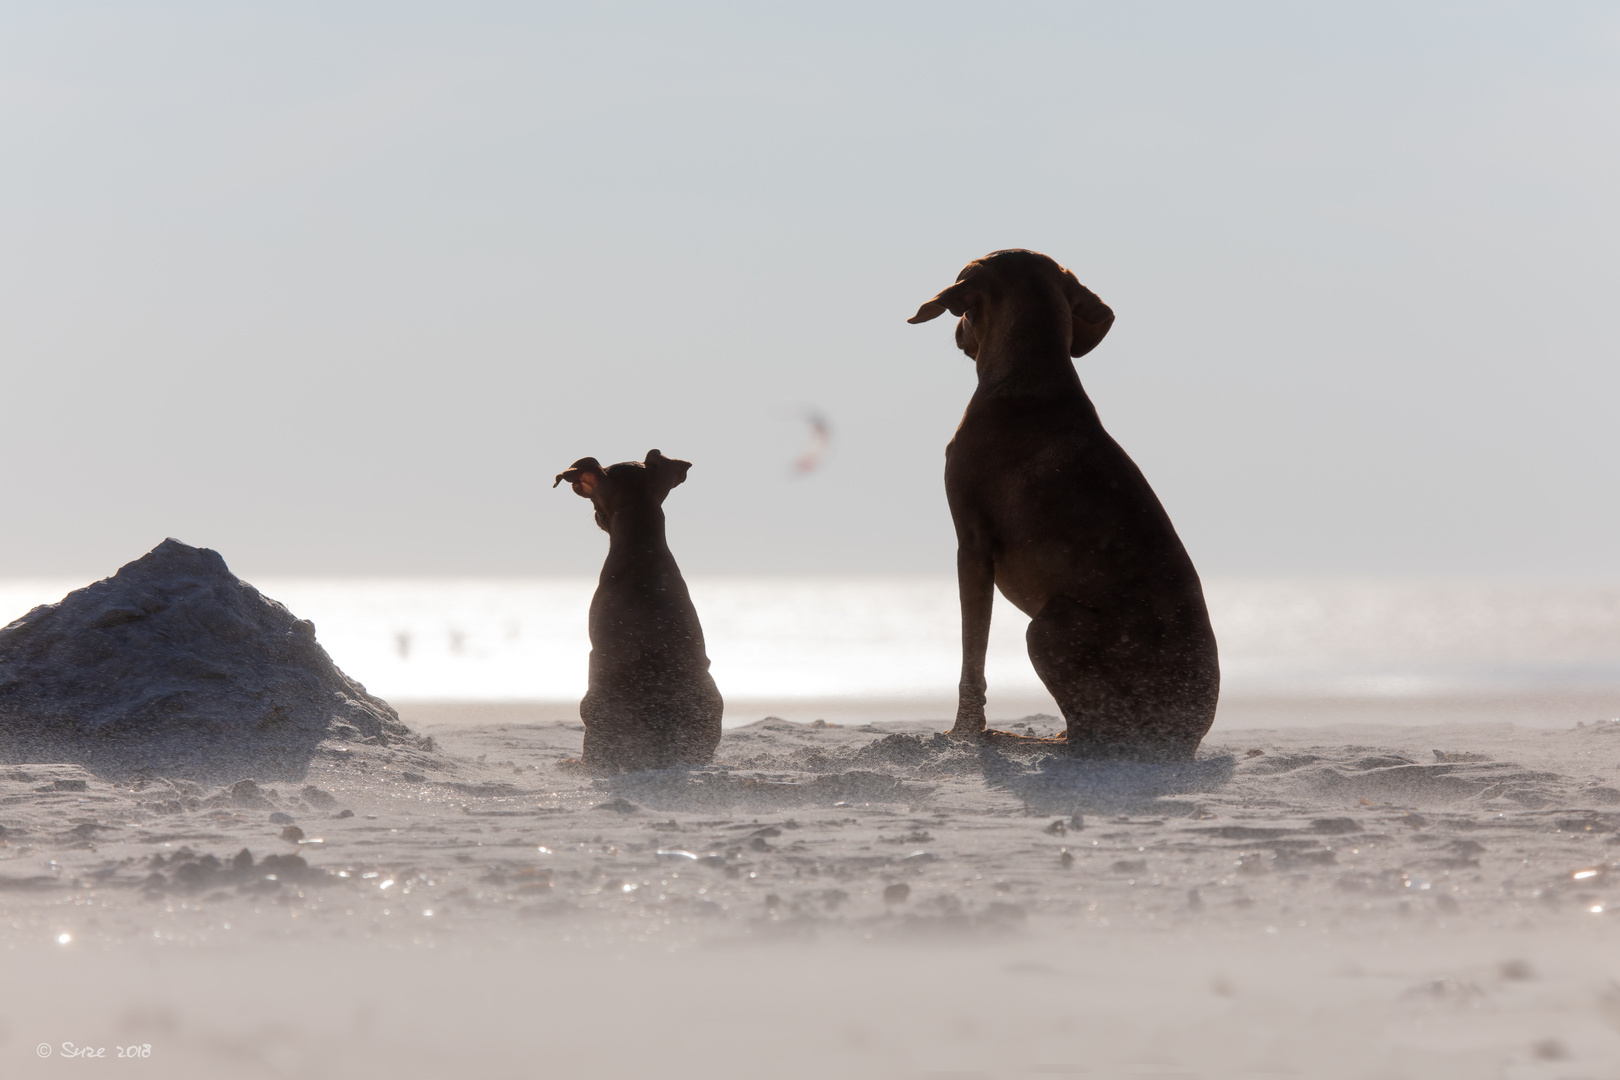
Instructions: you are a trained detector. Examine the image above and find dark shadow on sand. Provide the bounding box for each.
[995,753,1237,815]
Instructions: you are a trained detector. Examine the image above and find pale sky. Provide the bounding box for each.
[2,3,1617,580]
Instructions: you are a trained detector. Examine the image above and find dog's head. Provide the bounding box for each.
[554,449,692,533]
[907,249,1114,361]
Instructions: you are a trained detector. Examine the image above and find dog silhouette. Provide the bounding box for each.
[910,249,1218,761]
[555,450,723,771]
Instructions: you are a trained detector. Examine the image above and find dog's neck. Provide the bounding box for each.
[600,504,678,580]
[972,300,1085,397]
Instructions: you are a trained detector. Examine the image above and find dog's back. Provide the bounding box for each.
[555,451,723,771]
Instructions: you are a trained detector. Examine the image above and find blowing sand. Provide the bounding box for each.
[5,703,1620,1077]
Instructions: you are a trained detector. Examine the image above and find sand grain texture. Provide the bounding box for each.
[5,712,1620,1075]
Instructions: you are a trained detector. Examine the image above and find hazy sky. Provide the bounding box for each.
[2,3,1617,580]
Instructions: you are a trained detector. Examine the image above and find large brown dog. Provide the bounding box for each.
[554,450,723,772]
[909,250,1218,761]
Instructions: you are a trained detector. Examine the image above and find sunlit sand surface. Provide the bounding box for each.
[6,705,1620,1076]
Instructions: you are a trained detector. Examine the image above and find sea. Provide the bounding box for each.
[3,577,1618,721]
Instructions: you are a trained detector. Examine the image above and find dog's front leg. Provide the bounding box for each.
[952,546,994,736]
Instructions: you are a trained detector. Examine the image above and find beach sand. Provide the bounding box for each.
[5,698,1620,1077]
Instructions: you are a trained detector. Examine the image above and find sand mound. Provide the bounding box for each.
[0,538,423,779]
[704,720,1235,814]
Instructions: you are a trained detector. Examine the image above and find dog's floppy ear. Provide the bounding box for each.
[643,449,691,500]
[1063,270,1115,358]
[907,279,977,324]
[554,457,606,498]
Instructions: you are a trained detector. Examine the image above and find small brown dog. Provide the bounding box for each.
[909,249,1219,761]
[554,450,723,771]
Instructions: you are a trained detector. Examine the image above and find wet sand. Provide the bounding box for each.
[5,702,1620,1077]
